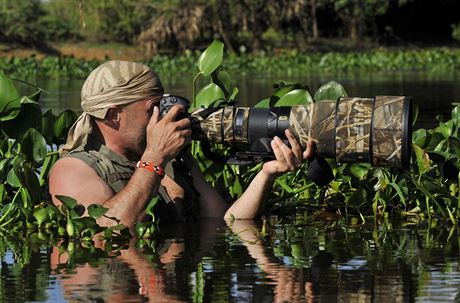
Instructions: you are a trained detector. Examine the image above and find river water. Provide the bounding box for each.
[1,219,459,302]
[36,70,460,129]
[2,71,460,302]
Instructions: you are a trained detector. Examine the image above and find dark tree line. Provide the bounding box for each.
[1,0,459,54]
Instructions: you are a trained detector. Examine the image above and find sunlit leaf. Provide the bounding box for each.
[197,40,224,76]
[56,195,77,209]
[254,98,270,108]
[314,81,347,101]
[270,84,301,106]
[33,207,50,227]
[0,71,21,121]
[275,89,313,106]
[88,204,109,219]
[196,83,225,108]
[413,145,431,175]
[229,87,239,101]
[349,163,370,180]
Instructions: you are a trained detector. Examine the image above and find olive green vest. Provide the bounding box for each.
[64,137,199,222]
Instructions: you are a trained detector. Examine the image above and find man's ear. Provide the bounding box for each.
[103,106,123,130]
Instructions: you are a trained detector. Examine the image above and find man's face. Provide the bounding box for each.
[118,94,162,158]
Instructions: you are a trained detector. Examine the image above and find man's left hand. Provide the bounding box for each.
[262,129,314,178]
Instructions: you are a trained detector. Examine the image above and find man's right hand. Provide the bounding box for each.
[143,105,192,166]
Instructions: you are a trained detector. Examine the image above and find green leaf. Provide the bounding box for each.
[217,70,232,94]
[41,109,55,143]
[196,83,225,108]
[18,166,41,204]
[413,145,431,175]
[53,110,77,142]
[229,87,239,101]
[21,128,47,164]
[7,166,21,188]
[314,81,347,101]
[270,84,301,106]
[254,98,270,108]
[1,97,42,139]
[349,163,370,180]
[146,196,159,218]
[197,40,224,76]
[39,152,58,186]
[56,195,77,209]
[0,71,21,121]
[434,120,454,139]
[87,204,109,219]
[0,184,5,203]
[33,207,50,227]
[274,89,313,106]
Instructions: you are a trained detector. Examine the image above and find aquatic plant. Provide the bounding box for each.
[0,40,459,248]
[1,47,460,79]
[0,71,131,244]
[192,40,460,224]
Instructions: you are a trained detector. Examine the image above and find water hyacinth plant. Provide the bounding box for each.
[0,39,459,248]
[0,70,130,244]
[192,40,460,224]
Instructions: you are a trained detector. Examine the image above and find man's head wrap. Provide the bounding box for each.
[60,60,164,155]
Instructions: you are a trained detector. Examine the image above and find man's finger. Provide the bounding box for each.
[165,105,186,121]
[148,106,160,125]
[174,117,191,130]
[303,139,314,160]
[285,129,302,161]
[275,136,298,168]
[271,137,286,163]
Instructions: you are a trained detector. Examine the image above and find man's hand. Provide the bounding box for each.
[143,105,192,165]
[262,129,314,178]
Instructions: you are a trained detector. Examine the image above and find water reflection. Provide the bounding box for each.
[1,218,460,302]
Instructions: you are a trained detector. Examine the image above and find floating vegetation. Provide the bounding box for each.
[1,47,460,79]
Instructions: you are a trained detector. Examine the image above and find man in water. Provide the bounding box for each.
[49,60,313,228]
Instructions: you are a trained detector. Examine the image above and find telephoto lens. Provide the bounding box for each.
[190,96,412,169]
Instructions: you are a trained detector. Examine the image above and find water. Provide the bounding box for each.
[35,70,460,129]
[1,219,459,302]
[3,71,460,302]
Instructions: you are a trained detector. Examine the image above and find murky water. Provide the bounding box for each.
[1,218,459,302]
[34,71,460,129]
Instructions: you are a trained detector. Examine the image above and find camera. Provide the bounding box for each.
[160,94,190,118]
[160,94,412,186]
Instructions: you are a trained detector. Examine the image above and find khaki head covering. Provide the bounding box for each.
[60,60,163,155]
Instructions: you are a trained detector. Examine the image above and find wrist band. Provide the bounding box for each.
[136,161,165,178]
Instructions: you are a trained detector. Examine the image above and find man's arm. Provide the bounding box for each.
[49,157,163,227]
[189,130,313,219]
[224,132,313,219]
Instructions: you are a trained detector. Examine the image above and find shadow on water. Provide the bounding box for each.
[1,217,460,302]
[30,70,460,130]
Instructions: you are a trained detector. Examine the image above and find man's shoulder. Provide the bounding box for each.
[49,156,114,206]
[50,157,100,181]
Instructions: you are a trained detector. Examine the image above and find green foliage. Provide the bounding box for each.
[453,23,460,42]
[0,0,47,47]
[192,39,460,224]
[0,72,131,243]
[2,48,460,80]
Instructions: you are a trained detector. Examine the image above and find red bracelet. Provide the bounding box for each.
[136,161,165,178]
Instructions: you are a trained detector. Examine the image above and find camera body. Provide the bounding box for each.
[159,94,190,119]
